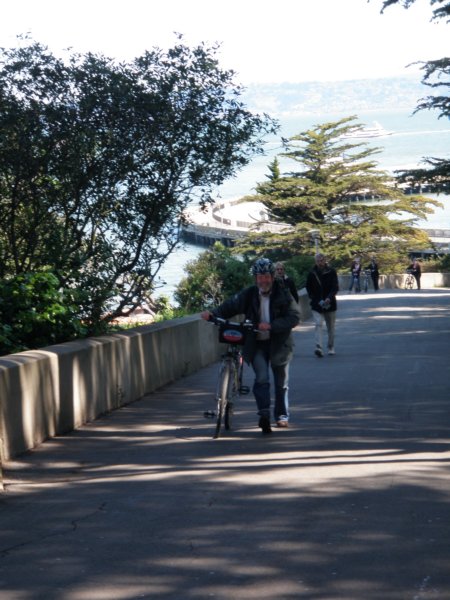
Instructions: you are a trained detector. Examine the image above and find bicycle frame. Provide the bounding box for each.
[206,316,252,438]
[214,348,242,438]
[405,270,415,290]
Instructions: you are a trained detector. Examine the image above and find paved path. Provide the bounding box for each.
[1,290,450,600]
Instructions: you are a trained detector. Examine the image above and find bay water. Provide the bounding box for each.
[159,108,450,301]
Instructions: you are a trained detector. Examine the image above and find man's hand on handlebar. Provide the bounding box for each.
[200,310,212,321]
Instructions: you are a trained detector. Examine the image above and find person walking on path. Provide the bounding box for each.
[306,253,339,357]
[274,261,299,303]
[348,257,361,293]
[201,257,300,433]
[408,258,422,289]
[366,256,380,291]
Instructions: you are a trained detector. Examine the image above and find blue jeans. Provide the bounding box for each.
[251,341,290,422]
[349,275,360,292]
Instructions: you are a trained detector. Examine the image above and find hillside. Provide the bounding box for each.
[242,77,429,116]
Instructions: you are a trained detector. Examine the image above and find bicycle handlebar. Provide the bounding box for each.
[207,314,256,331]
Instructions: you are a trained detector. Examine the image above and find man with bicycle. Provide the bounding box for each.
[407,258,422,289]
[201,258,300,434]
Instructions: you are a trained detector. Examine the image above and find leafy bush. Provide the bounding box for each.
[283,255,315,289]
[174,242,318,312]
[0,271,86,355]
[152,295,189,322]
[438,254,450,271]
[174,243,252,312]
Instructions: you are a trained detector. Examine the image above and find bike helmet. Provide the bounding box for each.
[251,257,275,276]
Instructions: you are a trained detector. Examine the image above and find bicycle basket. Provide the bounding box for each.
[219,326,246,345]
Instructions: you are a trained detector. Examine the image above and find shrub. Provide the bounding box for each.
[174,243,252,312]
[0,271,86,355]
[283,255,315,289]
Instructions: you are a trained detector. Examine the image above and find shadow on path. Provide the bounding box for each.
[1,290,449,600]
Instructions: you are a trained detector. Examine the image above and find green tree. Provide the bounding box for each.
[380,0,449,21]
[379,1,450,192]
[0,271,86,355]
[266,157,281,181]
[174,243,252,312]
[0,37,277,335]
[236,116,441,270]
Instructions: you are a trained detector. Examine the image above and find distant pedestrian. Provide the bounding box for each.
[408,258,422,289]
[348,257,361,293]
[274,262,299,303]
[306,253,339,357]
[365,256,380,291]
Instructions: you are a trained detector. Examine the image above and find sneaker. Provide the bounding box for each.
[328,347,335,355]
[258,416,272,434]
[314,345,324,358]
[276,420,289,428]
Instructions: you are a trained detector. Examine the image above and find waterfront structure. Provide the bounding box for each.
[182,199,450,253]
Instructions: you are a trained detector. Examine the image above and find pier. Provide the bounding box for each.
[183,199,450,251]
[182,198,289,246]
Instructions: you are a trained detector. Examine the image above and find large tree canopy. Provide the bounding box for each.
[236,116,441,269]
[380,0,450,21]
[378,0,450,192]
[0,37,277,331]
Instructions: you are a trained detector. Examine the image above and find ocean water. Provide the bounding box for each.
[159,108,450,300]
[217,109,450,199]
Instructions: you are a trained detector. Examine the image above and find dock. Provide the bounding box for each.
[183,198,450,251]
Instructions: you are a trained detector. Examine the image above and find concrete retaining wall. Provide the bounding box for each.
[0,316,222,461]
[338,272,450,290]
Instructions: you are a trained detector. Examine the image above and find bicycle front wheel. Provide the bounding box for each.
[214,363,232,438]
[405,275,414,290]
[225,361,239,431]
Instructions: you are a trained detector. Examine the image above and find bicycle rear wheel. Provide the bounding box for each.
[214,363,231,438]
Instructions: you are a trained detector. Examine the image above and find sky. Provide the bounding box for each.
[0,0,448,85]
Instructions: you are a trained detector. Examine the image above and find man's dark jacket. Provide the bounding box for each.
[211,280,300,366]
[306,265,339,313]
[278,275,299,303]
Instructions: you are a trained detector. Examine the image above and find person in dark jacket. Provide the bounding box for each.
[201,258,300,433]
[274,261,299,303]
[366,256,380,291]
[408,258,422,289]
[306,253,339,357]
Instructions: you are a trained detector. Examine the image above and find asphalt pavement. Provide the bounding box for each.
[1,289,450,600]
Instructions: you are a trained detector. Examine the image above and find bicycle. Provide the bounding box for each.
[405,269,415,290]
[204,315,253,438]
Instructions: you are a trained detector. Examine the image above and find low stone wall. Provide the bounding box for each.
[0,316,222,461]
[338,272,450,290]
[298,288,312,321]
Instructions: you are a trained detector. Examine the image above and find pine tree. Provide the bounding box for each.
[237,116,441,269]
[380,0,450,192]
